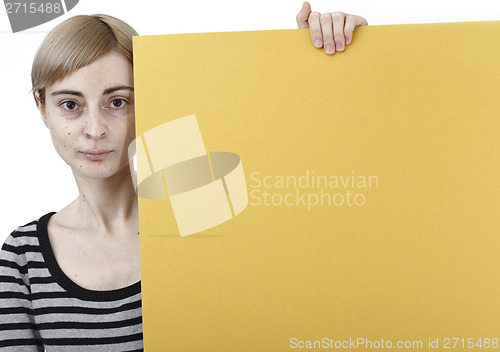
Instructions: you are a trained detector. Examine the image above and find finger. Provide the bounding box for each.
[332,11,346,52]
[320,13,335,55]
[344,15,368,45]
[296,1,312,29]
[308,11,323,48]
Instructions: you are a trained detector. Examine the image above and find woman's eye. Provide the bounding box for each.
[110,99,127,108]
[61,101,78,110]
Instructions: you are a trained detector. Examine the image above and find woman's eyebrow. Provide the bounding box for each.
[103,85,134,95]
[50,89,82,97]
[49,86,134,97]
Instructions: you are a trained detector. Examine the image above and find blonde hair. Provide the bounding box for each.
[31,14,138,106]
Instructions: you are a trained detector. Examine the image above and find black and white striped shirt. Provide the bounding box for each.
[0,213,143,351]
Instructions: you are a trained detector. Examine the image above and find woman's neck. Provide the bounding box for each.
[71,167,138,234]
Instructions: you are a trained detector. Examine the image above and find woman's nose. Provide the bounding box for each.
[83,108,108,139]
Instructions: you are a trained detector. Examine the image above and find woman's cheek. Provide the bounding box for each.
[128,121,135,142]
[49,124,76,155]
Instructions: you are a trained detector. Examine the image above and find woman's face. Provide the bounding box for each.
[39,51,135,180]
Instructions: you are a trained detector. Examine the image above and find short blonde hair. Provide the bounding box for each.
[31,14,138,106]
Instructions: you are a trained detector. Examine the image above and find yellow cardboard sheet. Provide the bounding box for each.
[133,22,500,351]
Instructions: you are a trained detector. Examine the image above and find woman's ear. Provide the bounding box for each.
[35,92,48,127]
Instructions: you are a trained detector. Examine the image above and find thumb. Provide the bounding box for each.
[296,1,312,28]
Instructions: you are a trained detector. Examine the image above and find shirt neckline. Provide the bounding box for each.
[37,212,142,301]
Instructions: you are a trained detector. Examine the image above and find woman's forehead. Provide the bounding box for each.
[47,52,133,94]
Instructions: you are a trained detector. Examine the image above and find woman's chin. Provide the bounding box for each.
[71,163,124,180]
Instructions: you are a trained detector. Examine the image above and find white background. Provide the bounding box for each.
[0,0,499,242]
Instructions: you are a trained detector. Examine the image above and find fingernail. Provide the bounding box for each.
[345,37,351,45]
[336,42,344,51]
[314,39,323,48]
[325,45,334,54]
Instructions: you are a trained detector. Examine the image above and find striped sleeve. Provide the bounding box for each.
[0,227,44,352]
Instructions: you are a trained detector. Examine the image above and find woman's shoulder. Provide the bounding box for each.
[10,212,55,234]
[0,213,54,280]
[3,212,55,251]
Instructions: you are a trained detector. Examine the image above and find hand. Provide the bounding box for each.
[296,1,368,55]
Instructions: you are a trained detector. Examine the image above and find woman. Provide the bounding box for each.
[0,3,367,351]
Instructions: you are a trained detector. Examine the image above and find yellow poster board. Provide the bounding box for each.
[133,22,500,351]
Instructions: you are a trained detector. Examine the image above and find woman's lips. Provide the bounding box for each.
[80,150,112,161]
